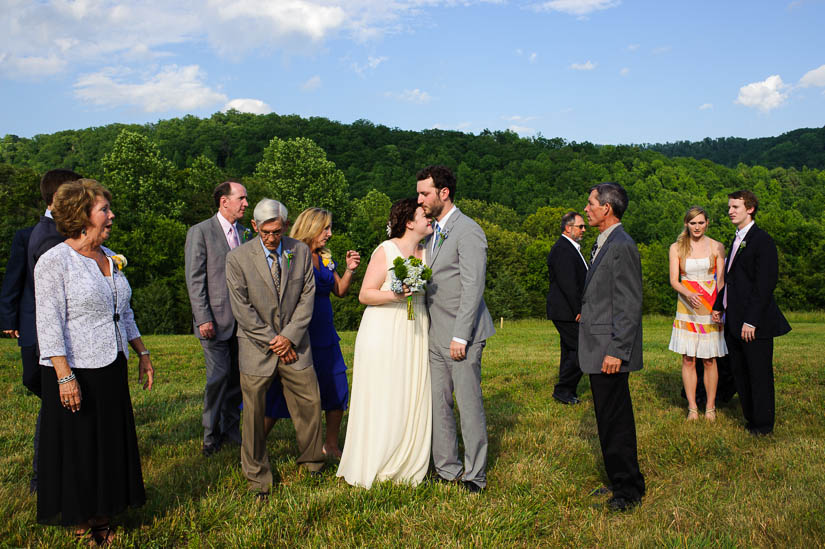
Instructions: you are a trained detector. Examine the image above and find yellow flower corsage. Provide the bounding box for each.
[111,254,128,271]
[322,257,335,271]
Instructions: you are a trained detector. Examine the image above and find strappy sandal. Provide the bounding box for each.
[92,523,116,546]
[705,408,717,422]
[686,407,699,421]
[72,527,96,547]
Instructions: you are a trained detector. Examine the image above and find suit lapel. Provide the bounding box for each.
[252,238,279,300]
[278,237,294,301]
[209,216,231,254]
[727,224,756,274]
[584,226,622,289]
[430,209,460,267]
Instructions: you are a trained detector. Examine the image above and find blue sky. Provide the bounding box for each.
[2,0,824,144]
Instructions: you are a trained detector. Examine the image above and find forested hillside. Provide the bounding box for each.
[646,126,825,170]
[2,112,824,333]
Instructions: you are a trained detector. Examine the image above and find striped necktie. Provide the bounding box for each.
[269,252,281,291]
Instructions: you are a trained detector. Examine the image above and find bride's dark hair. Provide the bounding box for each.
[388,198,420,239]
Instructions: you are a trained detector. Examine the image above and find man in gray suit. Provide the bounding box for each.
[417,165,495,493]
[579,182,645,512]
[185,181,248,457]
[225,198,323,497]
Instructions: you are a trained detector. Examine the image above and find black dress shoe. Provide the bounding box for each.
[552,394,581,405]
[254,491,269,501]
[589,485,611,496]
[202,442,221,457]
[461,481,483,494]
[606,496,640,512]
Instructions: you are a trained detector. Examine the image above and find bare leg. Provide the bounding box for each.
[703,357,719,420]
[323,409,344,458]
[264,416,277,437]
[682,355,699,419]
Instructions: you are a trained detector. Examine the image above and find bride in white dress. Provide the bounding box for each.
[337,198,433,488]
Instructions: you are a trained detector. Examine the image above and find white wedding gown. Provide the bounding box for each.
[337,240,432,488]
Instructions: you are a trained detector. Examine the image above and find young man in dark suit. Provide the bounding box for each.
[546,211,588,404]
[712,190,790,435]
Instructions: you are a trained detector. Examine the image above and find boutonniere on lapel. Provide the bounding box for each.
[110,254,128,272]
[738,240,747,251]
[284,249,295,269]
[436,226,450,249]
[322,257,336,271]
[242,228,251,243]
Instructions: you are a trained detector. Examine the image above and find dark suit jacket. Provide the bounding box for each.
[546,236,587,321]
[578,224,643,375]
[185,215,245,341]
[0,226,35,347]
[713,224,791,340]
[27,216,66,283]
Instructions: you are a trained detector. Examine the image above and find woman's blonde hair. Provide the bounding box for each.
[290,207,333,261]
[675,206,708,260]
[52,179,113,239]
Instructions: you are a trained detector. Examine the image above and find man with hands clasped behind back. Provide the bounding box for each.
[225,198,324,498]
[712,190,790,435]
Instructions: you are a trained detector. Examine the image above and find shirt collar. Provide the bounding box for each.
[736,220,755,240]
[561,234,581,251]
[216,211,237,235]
[45,208,53,219]
[596,222,621,249]
[436,204,457,229]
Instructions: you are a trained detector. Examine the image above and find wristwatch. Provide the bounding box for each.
[139,350,150,357]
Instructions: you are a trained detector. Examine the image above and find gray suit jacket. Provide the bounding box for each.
[578,224,643,374]
[185,215,244,341]
[225,236,315,376]
[425,208,495,349]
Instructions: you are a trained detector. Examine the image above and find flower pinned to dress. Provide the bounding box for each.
[322,257,336,271]
[110,254,128,271]
[284,249,294,269]
[242,228,252,243]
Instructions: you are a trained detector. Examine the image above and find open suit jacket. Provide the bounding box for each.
[424,208,495,349]
[713,224,790,340]
[578,224,643,375]
[546,236,587,321]
[185,215,245,341]
[0,226,35,347]
[225,236,315,377]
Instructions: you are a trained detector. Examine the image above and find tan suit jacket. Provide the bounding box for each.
[225,235,316,376]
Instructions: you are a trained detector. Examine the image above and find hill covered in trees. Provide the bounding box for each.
[645,126,825,170]
[2,112,824,333]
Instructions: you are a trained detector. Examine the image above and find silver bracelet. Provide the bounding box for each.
[57,372,76,384]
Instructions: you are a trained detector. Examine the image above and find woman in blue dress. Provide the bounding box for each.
[264,207,360,458]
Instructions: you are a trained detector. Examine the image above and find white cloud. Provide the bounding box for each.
[626,43,640,52]
[799,64,825,87]
[735,75,788,112]
[509,124,536,135]
[620,67,630,76]
[222,98,273,115]
[652,45,671,55]
[302,75,322,91]
[570,60,597,70]
[74,65,227,112]
[352,55,388,75]
[698,103,713,110]
[534,0,621,16]
[386,88,432,104]
[502,115,537,122]
[529,52,538,63]
[432,121,472,131]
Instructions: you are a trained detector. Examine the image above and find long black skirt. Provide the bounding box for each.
[37,353,146,525]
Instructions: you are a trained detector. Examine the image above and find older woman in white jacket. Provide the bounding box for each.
[34,179,154,546]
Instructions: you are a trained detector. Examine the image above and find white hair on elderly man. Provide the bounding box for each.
[253,198,288,225]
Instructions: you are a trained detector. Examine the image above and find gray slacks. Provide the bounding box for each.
[430,341,488,488]
[200,336,242,446]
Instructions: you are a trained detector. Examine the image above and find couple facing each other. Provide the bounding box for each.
[337,165,495,492]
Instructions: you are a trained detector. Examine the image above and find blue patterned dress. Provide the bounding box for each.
[265,257,349,417]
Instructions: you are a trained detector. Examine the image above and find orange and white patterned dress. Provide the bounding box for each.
[668,256,727,359]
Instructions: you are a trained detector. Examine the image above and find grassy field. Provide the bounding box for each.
[1,314,824,548]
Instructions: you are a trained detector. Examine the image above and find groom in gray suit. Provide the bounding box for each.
[579,182,645,512]
[185,181,248,457]
[417,165,495,493]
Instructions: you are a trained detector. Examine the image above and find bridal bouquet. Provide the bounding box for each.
[390,256,432,320]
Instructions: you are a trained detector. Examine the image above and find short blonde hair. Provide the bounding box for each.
[290,207,332,258]
[52,179,113,239]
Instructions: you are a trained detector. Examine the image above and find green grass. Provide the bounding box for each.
[2,314,824,547]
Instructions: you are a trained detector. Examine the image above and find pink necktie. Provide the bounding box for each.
[229,226,240,249]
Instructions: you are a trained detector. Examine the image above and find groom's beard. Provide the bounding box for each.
[426,202,444,220]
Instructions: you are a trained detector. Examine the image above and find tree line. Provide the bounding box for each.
[2,113,824,333]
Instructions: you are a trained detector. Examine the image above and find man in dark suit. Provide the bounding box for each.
[579,182,645,512]
[546,211,588,405]
[185,181,248,456]
[712,190,790,435]
[226,198,323,496]
[13,169,81,493]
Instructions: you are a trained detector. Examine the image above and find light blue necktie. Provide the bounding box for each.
[433,223,442,252]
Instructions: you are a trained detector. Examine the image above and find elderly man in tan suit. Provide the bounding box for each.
[226,198,324,498]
